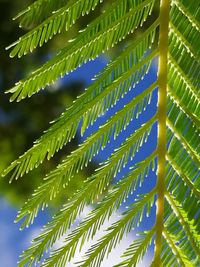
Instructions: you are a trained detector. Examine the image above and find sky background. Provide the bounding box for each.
[0,55,157,267]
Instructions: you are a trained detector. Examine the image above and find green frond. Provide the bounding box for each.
[162,229,194,267]
[168,8,200,89]
[114,228,155,267]
[3,0,200,266]
[168,54,199,101]
[80,51,157,135]
[15,115,157,229]
[2,23,158,181]
[167,133,199,187]
[167,121,200,168]
[76,189,156,267]
[166,164,200,234]
[163,204,197,263]
[7,0,102,57]
[169,21,199,59]
[172,0,200,31]
[169,3,200,89]
[167,99,200,156]
[169,53,199,96]
[165,192,200,261]
[168,87,200,128]
[6,0,156,101]
[15,83,156,219]
[161,238,177,267]
[57,83,156,179]
[170,2,200,59]
[19,153,156,267]
[13,0,68,28]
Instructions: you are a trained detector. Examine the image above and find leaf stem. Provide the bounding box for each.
[154,0,170,265]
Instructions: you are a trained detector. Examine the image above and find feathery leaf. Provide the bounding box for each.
[6,0,156,101]
[19,153,156,267]
[15,114,157,229]
[114,228,155,267]
[2,22,158,181]
[7,0,103,57]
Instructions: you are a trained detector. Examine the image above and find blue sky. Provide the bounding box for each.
[0,56,157,266]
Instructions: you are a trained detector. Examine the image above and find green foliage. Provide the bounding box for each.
[7,0,102,56]
[0,0,96,205]
[114,228,155,267]
[3,0,200,266]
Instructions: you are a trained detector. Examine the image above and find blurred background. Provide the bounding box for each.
[0,0,158,266]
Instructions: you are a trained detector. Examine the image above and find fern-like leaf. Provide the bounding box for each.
[16,115,156,229]
[3,0,200,266]
[7,0,103,57]
[19,153,156,267]
[6,0,156,101]
[76,189,156,267]
[13,0,68,28]
[161,229,194,267]
[2,21,158,181]
[114,228,155,267]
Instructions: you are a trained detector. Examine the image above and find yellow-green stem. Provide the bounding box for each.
[154,0,170,265]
